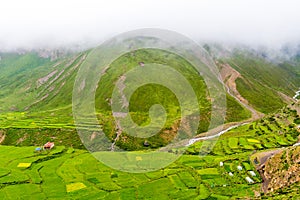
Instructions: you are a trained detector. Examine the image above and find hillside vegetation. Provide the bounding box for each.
[220,51,300,113]
[0,49,251,150]
[0,46,300,199]
[0,101,299,199]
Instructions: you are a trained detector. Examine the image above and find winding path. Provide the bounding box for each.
[186,62,264,146]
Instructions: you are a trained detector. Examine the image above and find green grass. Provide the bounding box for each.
[0,48,252,152]
[225,94,251,122]
[0,127,83,149]
[225,52,300,97]
[94,49,211,150]
[0,53,50,111]
[222,51,300,114]
[0,48,299,199]
[0,144,264,199]
[235,77,285,113]
[0,105,298,199]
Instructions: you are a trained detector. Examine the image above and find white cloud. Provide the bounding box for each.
[0,0,299,49]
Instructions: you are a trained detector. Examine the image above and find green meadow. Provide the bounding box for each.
[0,105,299,199]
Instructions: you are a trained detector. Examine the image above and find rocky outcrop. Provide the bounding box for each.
[261,146,300,193]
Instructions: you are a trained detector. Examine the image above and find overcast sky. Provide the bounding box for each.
[0,0,300,50]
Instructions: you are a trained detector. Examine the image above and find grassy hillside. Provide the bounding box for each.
[225,94,251,122]
[0,52,88,114]
[226,52,299,95]
[222,51,300,114]
[94,49,209,150]
[0,53,50,111]
[235,77,285,114]
[95,49,254,150]
[0,48,251,150]
[1,47,300,198]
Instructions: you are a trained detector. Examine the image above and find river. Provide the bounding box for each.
[293,89,300,100]
[187,88,300,147]
[187,123,249,146]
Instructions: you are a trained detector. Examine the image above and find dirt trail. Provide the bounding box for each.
[278,91,295,104]
[189,62,264,142]
[255,149,283,170]
[110,117,123,151]
[110,75,128,151]
[218,62,264,121]
[0,132,5,144]
[116,75,129,109]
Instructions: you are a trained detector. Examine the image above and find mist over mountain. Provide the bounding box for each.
[1,0,300,52]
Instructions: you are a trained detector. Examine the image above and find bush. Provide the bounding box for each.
[293,117,300,124]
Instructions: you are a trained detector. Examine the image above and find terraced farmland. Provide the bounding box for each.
[0,105,298,199]
[187,105,300,156]
[0,145,264,199]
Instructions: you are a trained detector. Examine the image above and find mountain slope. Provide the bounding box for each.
[0,45,300,199]
[0,45,299,149]
[217,49,300,114]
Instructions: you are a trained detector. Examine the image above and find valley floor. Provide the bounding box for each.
[0,103,299,199]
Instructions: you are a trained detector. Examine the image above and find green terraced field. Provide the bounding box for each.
[0,108,299,200]
[0,105,298,199]
[0,145,262,200]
